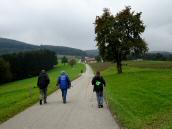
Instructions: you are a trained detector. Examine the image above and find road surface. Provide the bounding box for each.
[0,64,120,129]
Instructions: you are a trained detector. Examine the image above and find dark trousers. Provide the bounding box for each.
[96,91,103,106]
[61,89,68,103]
[40,88,47,102]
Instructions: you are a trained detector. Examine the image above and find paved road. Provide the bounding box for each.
[0,64,120,129]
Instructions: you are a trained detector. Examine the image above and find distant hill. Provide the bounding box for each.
[0,38,86,57]
[41,45,87,57]
[0,38,39,54]
[85,49,99,57]
[149,51,172,56]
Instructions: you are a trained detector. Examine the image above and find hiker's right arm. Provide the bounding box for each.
[102,77,106,87]
[46,74,50,85]
[92,77,95,85]
[37,77,40,87]
[66,76,71,88]
[57,77,60,86]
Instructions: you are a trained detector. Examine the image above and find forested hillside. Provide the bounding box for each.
[41,45,87,56]
[0,38,39,54]
[85,49,99,57]
[0,38,87,56]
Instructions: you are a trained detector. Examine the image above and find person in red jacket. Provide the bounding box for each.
[92,71,106,108]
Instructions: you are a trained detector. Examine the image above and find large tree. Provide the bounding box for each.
[68,59,76,67]
[61,56,68,65]
[95,7,148,73]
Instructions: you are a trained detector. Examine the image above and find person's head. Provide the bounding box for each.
[61,71,66,75]
[41,69,46,73]
[96,71,100,77]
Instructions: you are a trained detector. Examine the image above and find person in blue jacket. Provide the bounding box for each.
[57,71,71,103]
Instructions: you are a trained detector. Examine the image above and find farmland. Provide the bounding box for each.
[90,61,172,129]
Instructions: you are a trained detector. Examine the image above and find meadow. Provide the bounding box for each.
[90,61,172,129]
[0,63,85,124]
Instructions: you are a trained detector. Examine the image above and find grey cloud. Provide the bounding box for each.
[0,0,172,51]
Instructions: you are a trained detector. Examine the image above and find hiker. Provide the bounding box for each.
[92,71,106,108]
[37,70,50,105]
[57,71,71,104]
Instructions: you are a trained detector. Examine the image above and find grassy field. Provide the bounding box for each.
[90,61,172,129]
[0,63,85,124]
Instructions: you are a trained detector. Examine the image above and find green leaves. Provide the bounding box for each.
[61,56,68,65]
[95,6,148,73]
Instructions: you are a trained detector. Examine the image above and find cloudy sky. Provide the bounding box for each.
[0,0,172,51]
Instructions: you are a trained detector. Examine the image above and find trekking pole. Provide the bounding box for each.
[29,86,37,97]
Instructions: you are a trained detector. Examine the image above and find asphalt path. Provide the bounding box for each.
[0,64,120,129]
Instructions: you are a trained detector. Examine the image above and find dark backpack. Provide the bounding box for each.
[37,74,49,89]
[93,76,104,91]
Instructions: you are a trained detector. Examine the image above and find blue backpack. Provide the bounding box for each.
[59,75,69,89]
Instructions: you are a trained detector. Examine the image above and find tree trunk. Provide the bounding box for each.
[116,61,122,74]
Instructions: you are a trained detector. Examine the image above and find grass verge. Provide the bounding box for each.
[89,61,172,129]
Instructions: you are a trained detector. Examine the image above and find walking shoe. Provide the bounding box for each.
[98,105,101,108]
[40,100,42,105]
[101,105,103,108]
[44,100,47,104]
[63,100,66,104]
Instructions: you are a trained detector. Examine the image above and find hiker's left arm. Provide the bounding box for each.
[67,76,71,88]
[102,77,106,86]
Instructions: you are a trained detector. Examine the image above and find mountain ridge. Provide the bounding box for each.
[0,38,89,56]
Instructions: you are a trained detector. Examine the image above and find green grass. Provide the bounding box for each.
[125,60,172,69]
[89,61,172,129]
[89,62,114,73]
[0,63,85,124]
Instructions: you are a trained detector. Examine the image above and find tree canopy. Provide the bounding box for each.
[61,56,68,65]
[95,6,148,73]
[1,49,57,82]
[0,58,12,84]
[68,59,77,67]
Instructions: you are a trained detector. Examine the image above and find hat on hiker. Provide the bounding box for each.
[61,71,66,75]
[41,69,46,73]
[96,71,100,76]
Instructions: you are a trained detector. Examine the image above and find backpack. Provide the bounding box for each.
[37,74,49,89]
[93,76,104,92]
[59,75,69,89]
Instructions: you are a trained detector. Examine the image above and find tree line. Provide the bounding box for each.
[127,52,172,61]
[61,56,77,67]
[0,49,57,84]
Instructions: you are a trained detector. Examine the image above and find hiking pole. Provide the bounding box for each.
[29,86,37,97]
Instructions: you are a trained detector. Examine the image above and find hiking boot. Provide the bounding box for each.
[44,100,47,104]
[40,100,42,105]
[63,100,66,104]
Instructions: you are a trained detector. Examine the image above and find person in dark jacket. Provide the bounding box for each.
[37,70,50,105]
[57,71,71,104]
[92,71,106,108]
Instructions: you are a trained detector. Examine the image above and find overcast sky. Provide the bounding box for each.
[0,0,172,51]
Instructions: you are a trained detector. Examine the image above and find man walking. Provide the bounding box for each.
[92,71,106,108]
[57,71,71,104]
[37,70,50,105]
